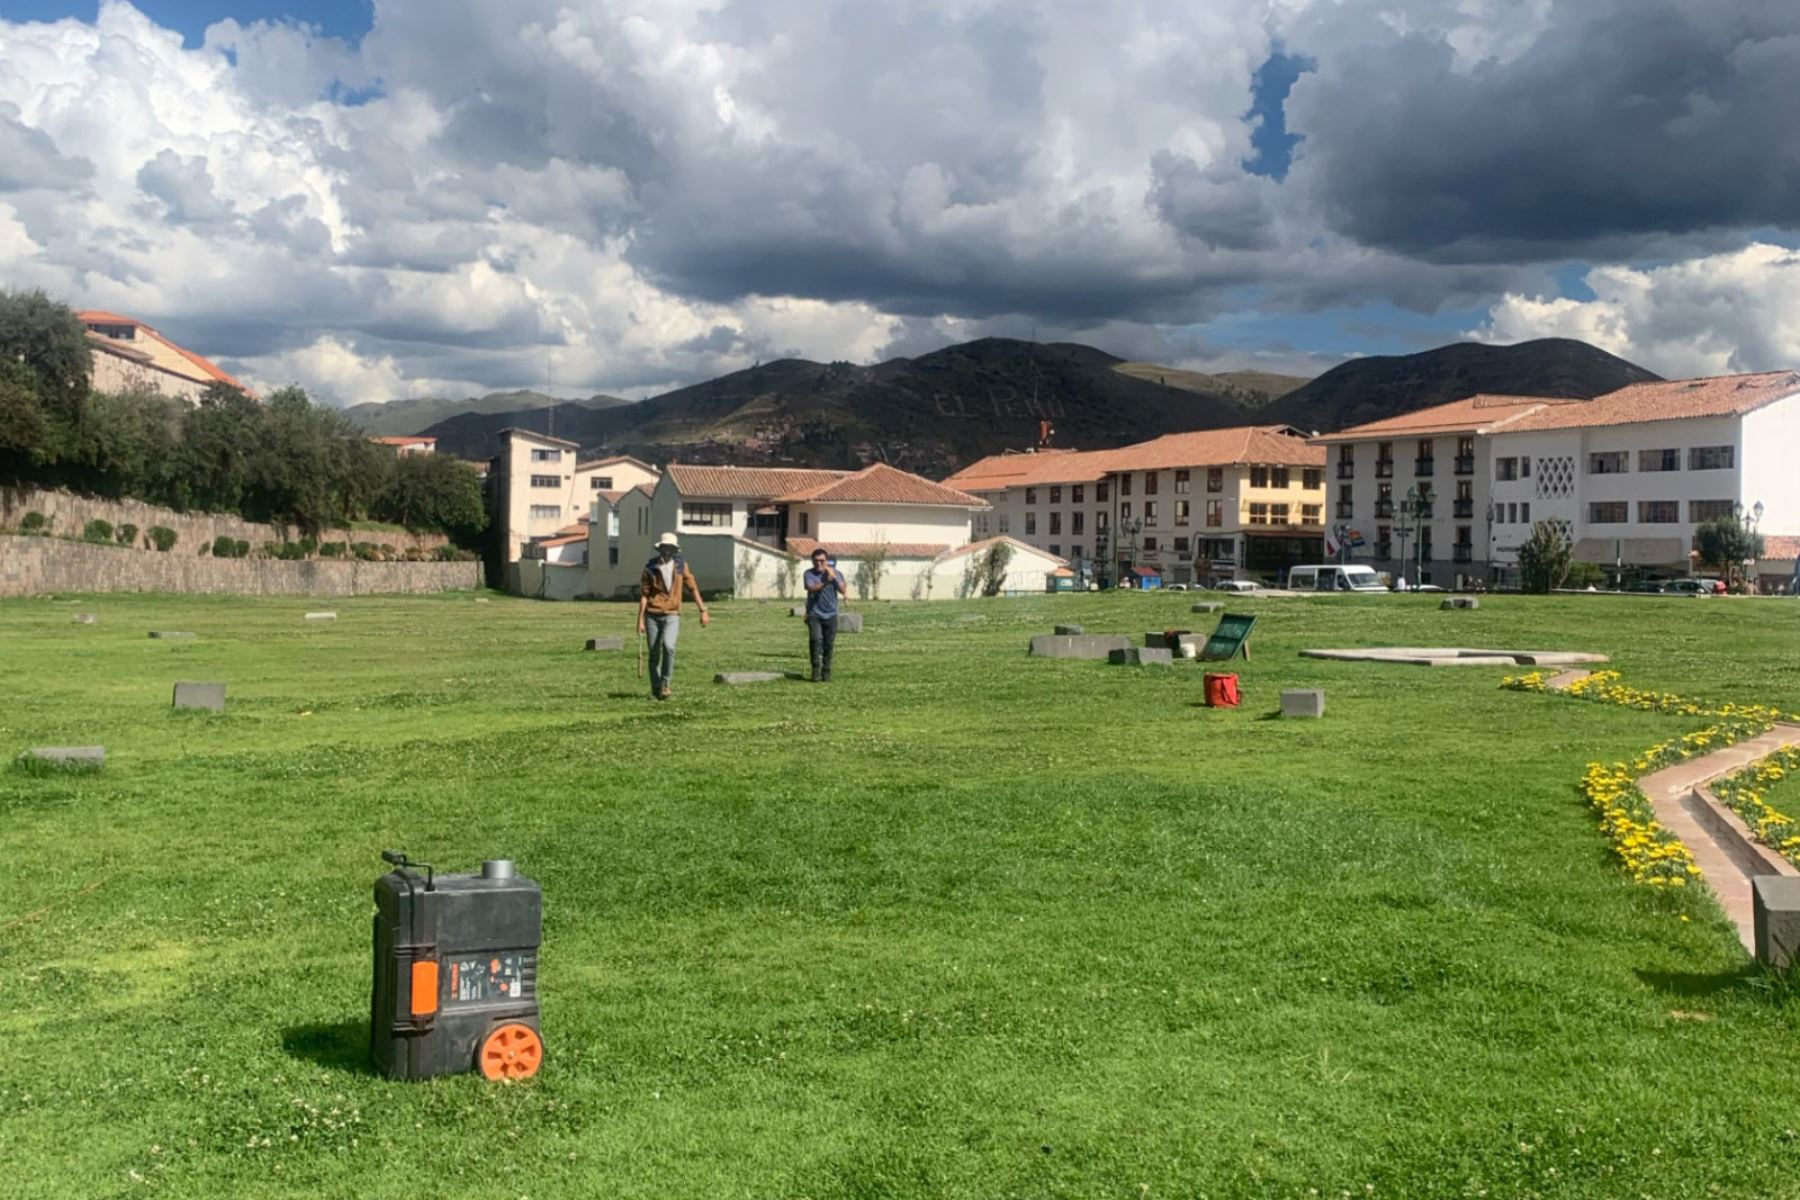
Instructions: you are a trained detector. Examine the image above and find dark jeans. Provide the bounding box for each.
[807,614,838,680]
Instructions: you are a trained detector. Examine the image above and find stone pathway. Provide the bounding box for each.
[1544,668,1800,951]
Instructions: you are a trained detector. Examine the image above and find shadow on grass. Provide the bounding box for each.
[282,1019,377,1075]
[1635,964,1800,1005]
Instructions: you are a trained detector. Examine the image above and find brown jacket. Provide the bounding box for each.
[641,555,702,616]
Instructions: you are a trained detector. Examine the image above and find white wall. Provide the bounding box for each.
[809,503,973,548]
[1741,395,1800,535]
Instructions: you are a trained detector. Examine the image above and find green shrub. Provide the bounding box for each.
[298,537,318,556]
[82,518,114,544]
[20,511,48,534]
[273,542,307,561]
[433,544,458,562]
[148,526,176,552]
[352,541,379,562]
[116,522,138,546]
[379,543,397,561]
[319,541,347,558]
[212,535,237,558]
[234,539,250,559]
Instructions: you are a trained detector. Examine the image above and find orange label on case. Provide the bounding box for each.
[410,960,440,1015]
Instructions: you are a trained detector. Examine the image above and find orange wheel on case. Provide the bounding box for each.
[478,1023,543,1081]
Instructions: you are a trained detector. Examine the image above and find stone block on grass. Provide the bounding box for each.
[172,681,226,713]
[1054,623,1084,636]
[148,631,196,639]
[1029,634,1132,660]
[790,605,807,617]
[1754,876,1800,968]
[584,637,624,652]
[1441,597,1479,610]
[23,746,104,770]
[1109,647,1174,666]
[305,611,338,621]
[1145,630,1193,649]
[1280,689,1325,718]
[73,613,98,624]
[1192,602,1223,614]
[716,671,783,685]
[959,614,987,624]
[837,612,864,633]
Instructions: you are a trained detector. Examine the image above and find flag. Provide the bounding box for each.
[1348,529,1366,548]
[1324,528,1341,556]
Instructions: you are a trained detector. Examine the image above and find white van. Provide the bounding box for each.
[1287,564,1385,593]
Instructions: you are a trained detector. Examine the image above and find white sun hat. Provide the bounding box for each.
[655,531,681,549]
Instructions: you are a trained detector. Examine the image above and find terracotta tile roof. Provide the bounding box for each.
[371,435,437,446]
[786,537,953,559]
[80,310,246,391]
[534,532,589,548]
[1310,394,1581,443]
[576,454,657,474]
[776,462,987,507]
[1121,425,1324,469]
[934,535,1068,566]
[1760,535,1800,563]
[1501,371,1800,433]
[666,463,849,500]
[943,448,1119,491]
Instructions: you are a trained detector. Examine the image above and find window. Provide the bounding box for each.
[1174,470,1190,493]
[1588,451,1629,475]
[1521,502,1530,522]
[1248,503,1269,525]
[1120,474,1133,497]
[608,546,619,567]
[1588,501,1628,523]
[1496,457,1519,481]
[1639,448,1680,473]
[1050,485,1061,504]
[590,476,613,489]
[530,474,560,488]
[1049,512,1061,535]
[1025,512,1037,536]
[998,514,1010,534]
[1174,536,1189,553]
[1271,467,1290,489]
[1507,503,1517,523]
[1071,545,1083,561]
[529,448,561,462]
[1144,473,1159,496]
[1521,456,1532,477]
[1377,441,1393,462]
[1206,500,1223,527]
[1096,482,1110,502]
[529,505,560,519]
[1174,500,1190,525]
[1143,536,1157,552]
[1270,503,1290,524]
[1143,501,1158,523]
[1639,500,1680,523]
[1302,504,1321,524]
[1690,499,1736,521]
[799,512,810,534]
[1096,511,1108,530]
[1072,484,1085,503]
[1250,466,1269,487]
[1049,544,1061,557]
[1689,445,1735,470]
[1120,502,1132,521]
[681,502,732,527]
[1072,511,1084,534]
[1207,468,1223,492]
[1025,486,1037,505]
[1303,468,1322,489]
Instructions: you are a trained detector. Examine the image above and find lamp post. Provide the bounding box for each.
[1393,495,1413,588]
[1411,484,1427,586]
[1484,500,1495,589]
[1121,516,1143,587]
[1750,499,1765,592]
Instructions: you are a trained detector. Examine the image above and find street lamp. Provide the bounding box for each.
[1484,500,1495,589]
[1121,516,1143,587]
[1398,484,1426,587]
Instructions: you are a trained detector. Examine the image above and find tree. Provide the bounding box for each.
[1517,519,1574,593]
[978,541,1014,597]
[0,357,47,460]
[1695,515,1764,589]
[0,289,91,433]
[376,451,487,542]
[851,541,891,599]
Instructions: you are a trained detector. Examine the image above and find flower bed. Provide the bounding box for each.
[1503,669,1788,888]
[1710,746,1800,868]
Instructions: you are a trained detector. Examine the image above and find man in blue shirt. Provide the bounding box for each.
[803,547,848,683]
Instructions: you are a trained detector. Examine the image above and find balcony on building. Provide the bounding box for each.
[1453,499,1474,519]
[1373,541,1392,558]
[1414,457,1435,477]
[1337,461,1355,480]
[1335,503,1354,519]
[1454,454,1475,475]
[1453,545,1474,564]
[1375,459,1394,479]
[1374,501,1394,519]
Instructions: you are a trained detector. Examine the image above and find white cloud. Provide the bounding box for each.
[1473,243,1800,378]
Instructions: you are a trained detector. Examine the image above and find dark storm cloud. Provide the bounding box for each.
[0,105,92,192]
[1287,0,1800,261]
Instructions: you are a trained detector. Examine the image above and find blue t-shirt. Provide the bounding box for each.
[804,567,843,619]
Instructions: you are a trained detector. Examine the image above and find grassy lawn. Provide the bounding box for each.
[6,589,1800,1198]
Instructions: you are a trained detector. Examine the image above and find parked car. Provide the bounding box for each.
[1665,579,1713,595]
[1210,579,1259,592]
[1629,580,1667,593]
[1414,584,1446,593]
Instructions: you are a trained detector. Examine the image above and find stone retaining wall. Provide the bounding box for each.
[0,485,449,553]
[0,535,480,597]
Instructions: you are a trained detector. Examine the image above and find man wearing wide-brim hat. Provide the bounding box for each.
[636,532,710,700]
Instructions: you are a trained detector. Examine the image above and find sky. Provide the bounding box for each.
[2,0,1798,406]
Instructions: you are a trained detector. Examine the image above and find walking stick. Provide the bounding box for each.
[636,632,643,679]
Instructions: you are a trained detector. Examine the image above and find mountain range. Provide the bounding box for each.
[348,336,1660,475]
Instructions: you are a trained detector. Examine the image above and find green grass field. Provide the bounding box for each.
[6,589,1800,1199]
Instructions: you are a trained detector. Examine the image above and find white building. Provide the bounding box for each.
[1486,372,1800,578]
[583,462,1065,601]
[1314,371,1800,584]
[79,309,244,402]
[490,428,659,569]
[944,425,1326,585]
